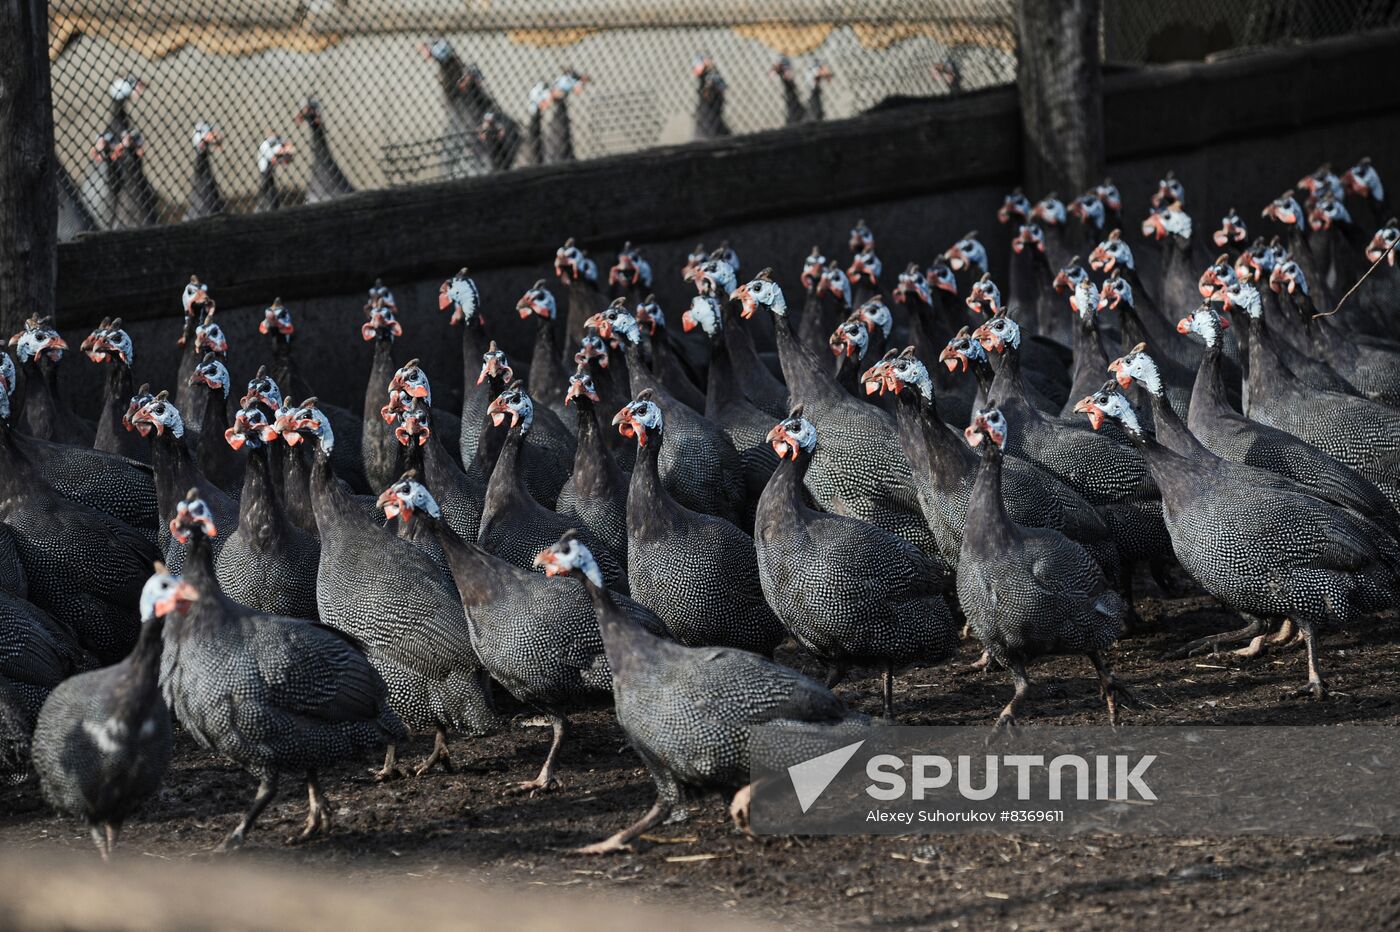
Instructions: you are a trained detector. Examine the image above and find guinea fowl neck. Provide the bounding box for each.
[0,423,34,497]
[1192,339,1237,419]
[430,510,517,605]
[581,570,655,680]
[894,389,974,490]
[149,432,206,527]
[781,76,804,123]
[1140,386,1208,459]
[97,360,134,443]
[986,344,1030,408]
[705,333,745,415]
[308,444,360,531]
[531,317,559,383]
[459,322,489,377]
[572,400,625,499]
[364,339,396,421]
[484,424,529,509]
[772,309,844,408]
[109,616,167,731]
[763,453,814,526]
[257,165,278,206]
[621,343,662,399]
[964,443,1018,556]
[237,445,286,551]
[630,430,678,531]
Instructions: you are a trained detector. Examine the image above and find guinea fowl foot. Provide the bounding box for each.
[958,650,993,675]
[986,713,1017,745]
[1163,618,1264,660]
[286,773,332,845]
[729,784,754,835]
[1233,635,1268,659]
[371,745,407,782]
[1292,678,1329,700]
[413,729,454,777]
[507,774,561,795]
[573,801,671,855]
[573,837,635,856]
[1267,618,1298,645]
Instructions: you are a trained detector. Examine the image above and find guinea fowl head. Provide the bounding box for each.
[1010,223,1045,256]
[1098,270,1133,311]
[681,293,722,336]
[1219,280,1262,319]
[1234,237,1280,284]
[294,98,324,128]
[259,298,295,341]
[1108,343,1165,396]
[241,366,284,411]
[1030,195,1065,228]
[817,261,853,306]
[575,330,609,368]
[139,568,198,622]
[478,111,509,147]
[1269,258,1309,297]
[194,312,228,355]
[191,121,221,152]
[438,268,480,326]
[83,318,134,366]
[533,530,604,588]
[634,295,666,335]
[367,278,396,309]
[609,243,652,291]
[1052,257,1088,295]
[972,311,1021,354]
[800,247,827,291]
[690,252,738,299]
[612,390,663,446]
[586,301,642,345]
[555,239,598,286]
[1096,177,1122,213]
[1141,203,1192,242]
[257,135,294,175]
[1296,163,1341,201]
[735,270,787,319]
[938,326,987,372]
[128,390,185,439]
[943,231,987,273]
[1151,171,1185,208]
[109,75,146,103]
[1261,192,1304,229]
[1088,230,1134,273]
[276,398,334,452]
[91,131,118,167]
[964,406,1008,450]
[1308,194,1352,232]
[1177,305,1230,347]
[1198,253,1237,298]
[894,263,932,305]
[1070,278,1102,321]
[918,260,954,300]
[377,471,441,523]
[1069,191,1105,229]
[1074,382,1142,434]
[809,61,833,85]
[1213,208,1247,248]
[829,317,869,361]
[771,55,796,82]
[964,273,1003,316]
[170,490,218,544]
[477,341,513,384]
[849,219,874,253]
[1366,221,1400,266]
[389,359,432,404]
[9,317,68,364]
[361,298,402,343]
[767,408,817,461]
[418,37,457,65]
[488,382,534,433]
[1342,157,1384,202]
[182,276,211,319]
[553,69,589,98]
[855,298,892,338]
[681,243,708,282]
[190,354,230,399]
[862,346,933,400]
[847,248,881,287]
[224,403,274,451]
[997,188,1031,224]
[388,393,432,446]
[565,362,600,406]
[455,63,485,93]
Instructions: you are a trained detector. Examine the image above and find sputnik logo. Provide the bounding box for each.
[787,740,866,813]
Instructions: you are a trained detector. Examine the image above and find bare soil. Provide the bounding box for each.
[6,578,1400,931]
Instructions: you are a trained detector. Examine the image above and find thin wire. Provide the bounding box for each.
[1314,235,1398,318]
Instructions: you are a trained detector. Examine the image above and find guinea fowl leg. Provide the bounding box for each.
[1163,616,1264,660]
[1292,622,1329,700]
[372,743,407,782]
[1087,651,1140,727]
[217,775,278,853]
[1268,618,1298,645]
[287,770,332,844]
[730,783,757,835]
[90,826,109,861]
[413,727,454,777]
[989,664,1031,741]
[105,822,120,858]
[882,663,897,720]
[575,764,680,855]
[509,716,567,794]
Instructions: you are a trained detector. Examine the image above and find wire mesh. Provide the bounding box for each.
[46,0,1393,239]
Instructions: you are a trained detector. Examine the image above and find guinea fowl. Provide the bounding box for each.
[635,295,708,413]
[188,355,242,495]
[1262,190,1335,306]
[419,38,490,176]
[1341,157,1389,231]
[112,130,159,227]
[8,317,94,447]
[754,412,955,718]
[0,379,157,663]
[1213,207,1250,255]
[807,61,833,119]
[535,530,869,851]
[127,389,238,573]
[277,398,501,775]
[254,135,295,212]
[476,384,626,589]
[31,571,174,860]
[1075,382,1400,697]
[616,393,785,655]
[184,122,226,220]
[828,314,876,399]
[971,311,1171,600]
[862,348,1120,579]
[174,303,225,435]
[216,407,321,619]
[477,110,523,171]
[554,362,630,559]
[544,70,586,163]
[80,131,122,231]
[295,98,354,203]
[517,280,570,418]
[381,476,665,791]
[0,584,91,762]
[891,263,975,423]
[467,344,574,509]
[964,274,1072,406]
[1061,278,1115,413]
[1141,201,1203,319]
[773,56,808,124]
[520,82,550,167]
[848,245,883,309]
[555,240,607,362]
[58,158,97,241]
[447,54,515,172]
[161,506,406,849]
[1096,269,1197,415]
[609,242,653,303]
[939,325,1060,418]
[81,319,147,462]
[798,255,853,359]
[1222,279,1400,510]
[361,296,406,490]
[958,407,1132,729]
[588,302,745,524]
[692,54,731,140]
[175,276,213,406]
[736,271,934,553]
[240,371,316,534]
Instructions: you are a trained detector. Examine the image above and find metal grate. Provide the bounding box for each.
[46,0,1389,238]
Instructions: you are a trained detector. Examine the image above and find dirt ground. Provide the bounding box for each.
[6,575,1400,931]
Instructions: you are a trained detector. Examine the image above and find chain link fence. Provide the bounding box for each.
[48,0,1395,239]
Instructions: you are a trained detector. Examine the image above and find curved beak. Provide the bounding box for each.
[766,423,797,460]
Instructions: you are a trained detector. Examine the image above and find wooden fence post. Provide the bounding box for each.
[1016,0,1105,197]
[0,0,58,338]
